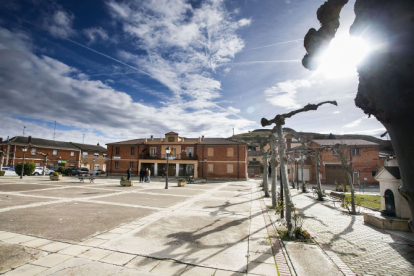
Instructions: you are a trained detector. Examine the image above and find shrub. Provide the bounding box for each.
[57,166,65,174]
[101,171,105,174]
[202,176,207,180]
[15,162,36,176]
[52,172,59,176]
[121,176,126,181]
[177,178,185,182]
[64,168,72,176]
[0,171,5,176]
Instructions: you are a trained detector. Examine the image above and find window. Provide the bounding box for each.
[227,147,234,157]
[332,149,339,156]
[207,164,213,173]
[94,153,99,158]
[130,162,134,169]
[372,171,377,177]
[103,154,107,158]
[53,150,57,156]
[130,147,135,155]
[253,158,257,161]
[150,147,156,156]
[168,137,175,142]
[70,151,75,157]
[351,148,361,156]
[95,164,99,170]
[227,164,233,174]
[115,147,120,155]
[288,169,290,174]
[208,148,214,157]
[35,163,40,166]
[31,148,37,155]
[115,162,119,169]
[187,147,193,157]
[82,152,88,158]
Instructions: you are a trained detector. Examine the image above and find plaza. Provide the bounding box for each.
[0,175,414,275]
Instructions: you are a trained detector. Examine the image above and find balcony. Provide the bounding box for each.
[139,153,198,160]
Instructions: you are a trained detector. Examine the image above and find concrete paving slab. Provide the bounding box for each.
[142,188,204,196]
[0,241,46,273]
[78,248,113,261]
[0,194,55,209]
[181,265,216,276]
[150,260,187,276]
[0,201,155,242]
[94,232,122,240]
[40,258,120,276]
[210,191,250,199]
[97,192,190,208]
[40,242,71,252]
[85,184,146,190]
[247,262,277,276]
[79,238,107,247]
[109,228,132,234]
[0,184,57,192]
[58,244,91,256]
[2,264,49,276]
[124,256,161,271]
[0,232,21,240]
[213,270,246,276]
[284,242,342,276]
[31,253,73,268]
[101,252,136,266]
[183,198,251,213]
[22,238,53,248]
[248,252,275,265]
[3,234,37,244]
[21,187,119,198]
[102,213,250,272]
[115,267,155,276]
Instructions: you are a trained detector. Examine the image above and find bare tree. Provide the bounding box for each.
[0,149,5,171]
[260,147,271,198]
[302,0,414,230]
[37,152,50,176]
[269,133,279,208]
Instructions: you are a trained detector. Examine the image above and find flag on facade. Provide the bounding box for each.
[141,148,147,153]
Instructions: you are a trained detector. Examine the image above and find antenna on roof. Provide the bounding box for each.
[23,126,26,137]
[53,121,57,140]
[82,134,85,144]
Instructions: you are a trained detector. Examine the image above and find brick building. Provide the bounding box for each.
[106,132,247,179]
[0,136,107,170]
[310,139,380,185]
[71,143,108,171]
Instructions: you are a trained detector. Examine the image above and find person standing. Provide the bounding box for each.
[139,168,145,182]
[147,169,151,183]
[127,167,131,181]
[145,168,149,182]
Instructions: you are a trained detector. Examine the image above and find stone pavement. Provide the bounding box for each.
[263,185,414,276]
[0,176,288,276]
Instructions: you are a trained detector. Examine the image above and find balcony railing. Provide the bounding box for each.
[139,153,198,160]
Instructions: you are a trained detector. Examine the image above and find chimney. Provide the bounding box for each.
[0,138,2,143]
[97,143,100,146]
[151,135,153,141]
[145,138,147,142]
[28,136,32,145]
[198,137,201,142]
[160,137,163,142]
[286,137,292,150]
[202,135,204,141]
[182,138,185,142]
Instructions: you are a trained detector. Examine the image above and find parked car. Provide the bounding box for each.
[1,167,16,176]
[90,169,104,176]
[33,167,54,175]
[72,167,89,176]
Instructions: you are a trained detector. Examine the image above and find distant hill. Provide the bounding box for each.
[229,128,393,151]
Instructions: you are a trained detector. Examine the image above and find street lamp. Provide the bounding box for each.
[20,147,27,179]
[165,147,170,189]
[204,158,207,178]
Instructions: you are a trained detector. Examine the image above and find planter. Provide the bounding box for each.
[50,175,62,181]
[202,179,207,183]
[177,181,186,187]
[120,180,133,186]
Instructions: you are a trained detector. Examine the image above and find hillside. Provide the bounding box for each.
[229,128,393,151]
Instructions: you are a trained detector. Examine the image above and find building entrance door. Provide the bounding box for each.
[168,164,175,176]
[185,165,194,176]
[384,189,396,216]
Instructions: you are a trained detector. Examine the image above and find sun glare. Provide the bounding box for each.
[318,35,369,79]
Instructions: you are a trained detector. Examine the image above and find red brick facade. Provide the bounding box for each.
[310,140,380,185]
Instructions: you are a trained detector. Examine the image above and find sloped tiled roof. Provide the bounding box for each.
[107,137,246,145]
[384,166,401,179]
[248,151,262,156]
[107,139,146,145]
[197,138,246,145]
[71,143,107,152]
[165,131,179,135]
[312,139,379,146]
[1,136,79,150]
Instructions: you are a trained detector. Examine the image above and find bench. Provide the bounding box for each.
[78,173,95,183]
[329,192,345,206]
[187,175,195,184]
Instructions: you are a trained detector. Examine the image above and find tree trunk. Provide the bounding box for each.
[42,158,47,176]
[315,153,323,200]
[276,124,295,237]
[270,138,278,208]
[263,154,270,197]
[290,162,295,188]
[0,153,4,171]
[347,170,356,214]
[301,154,306,192]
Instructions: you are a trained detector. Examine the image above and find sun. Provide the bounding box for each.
[317,35,370,79]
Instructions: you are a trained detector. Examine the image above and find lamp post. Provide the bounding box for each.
[20,147,27,179]
[165,147,170,189]
[204,158,207,178]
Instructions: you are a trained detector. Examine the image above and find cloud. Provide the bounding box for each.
[228,106,241,114]
[43,10,75,38]
[344,117,364,128]
[333,111,341,114]
[0,27,256,142]
[83,27,109,44]
[264,79,311,109]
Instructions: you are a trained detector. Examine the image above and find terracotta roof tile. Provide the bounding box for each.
[312,139,379,146]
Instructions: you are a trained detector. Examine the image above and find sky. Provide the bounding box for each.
[0,0,386,146]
